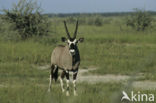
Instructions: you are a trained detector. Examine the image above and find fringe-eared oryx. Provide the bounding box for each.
[48,20,84,96]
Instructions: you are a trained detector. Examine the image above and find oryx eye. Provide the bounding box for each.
[76,40,78,43]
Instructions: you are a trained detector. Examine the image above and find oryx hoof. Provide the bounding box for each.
[66,91,70,96]
[62,89,65,93]
[74,92,78,96]
[48,88,51,92]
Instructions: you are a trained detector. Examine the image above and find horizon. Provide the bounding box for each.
[42,10,156,15]
[0,0,156,14]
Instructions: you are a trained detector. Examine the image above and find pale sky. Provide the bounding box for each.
[0,0,156,13]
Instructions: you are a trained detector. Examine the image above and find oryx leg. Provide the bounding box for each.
[48,65,57,92]
[73,70,78,96]
[59,70,66,92]
[65,71,70,96]
[48,65,54,92]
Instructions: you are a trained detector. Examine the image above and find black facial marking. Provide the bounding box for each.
[70,43,75,49]
[70,38,75,42]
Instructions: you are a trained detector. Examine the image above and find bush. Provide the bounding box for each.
[67,17,76,23]
[0,16,21,41]
[126,9,153,31]
[2,0,50,39]
[87,16,103,26]
[94,17,103,26]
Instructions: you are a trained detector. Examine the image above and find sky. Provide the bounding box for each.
[0,0,156,13]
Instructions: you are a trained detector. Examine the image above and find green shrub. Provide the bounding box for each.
[67,17,76,23]
[94,17,103,26]
[2,0,50,39]
[87,16,103,26]
[126,9,153,31]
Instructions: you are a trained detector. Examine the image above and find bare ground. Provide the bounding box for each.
[77,68,130,83]
[36,65,156,90]
[78,67,156,90]
[1,65,156,90]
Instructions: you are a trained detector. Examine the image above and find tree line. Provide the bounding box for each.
[0,0,155,40]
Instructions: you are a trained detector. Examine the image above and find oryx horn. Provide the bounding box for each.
[73,20,78,39]
[64,21,71,39]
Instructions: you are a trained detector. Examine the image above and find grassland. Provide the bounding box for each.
[0,16,156,103]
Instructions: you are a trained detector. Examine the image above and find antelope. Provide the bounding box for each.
[48,20,84,96]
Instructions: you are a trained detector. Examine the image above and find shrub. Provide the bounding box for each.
[126,9,153,31]
[94,17,103,26]
[67,17,76,23]
[87,16,103,26]
[2,0,50,39]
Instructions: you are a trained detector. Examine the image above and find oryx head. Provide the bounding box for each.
[62,20,84,55]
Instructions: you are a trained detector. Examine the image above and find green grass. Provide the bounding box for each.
[0,16,156,103]
[0,81,122,103]
[1,18,156,78]
[1,78,156,103]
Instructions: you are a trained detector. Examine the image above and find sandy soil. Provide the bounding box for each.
[1,65,154,90]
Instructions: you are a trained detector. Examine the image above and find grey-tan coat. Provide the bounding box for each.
[48,20,84,96]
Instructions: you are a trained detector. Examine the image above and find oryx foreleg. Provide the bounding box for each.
[59,70,66,92]
[73,70,78,96]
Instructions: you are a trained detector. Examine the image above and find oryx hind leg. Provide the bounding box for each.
[48,65,57,92]
[73,70,78,96]
[59,70,66,92]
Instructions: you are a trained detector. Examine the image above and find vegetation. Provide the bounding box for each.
[126,9,153,31]
[0,1,156,102]
[2,0,50,39]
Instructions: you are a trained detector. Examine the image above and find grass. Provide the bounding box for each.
[0,16,156,103]
[1,78,156,103]
[0,81,122,103]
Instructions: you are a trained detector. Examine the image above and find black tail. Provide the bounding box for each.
[51,65,58,82]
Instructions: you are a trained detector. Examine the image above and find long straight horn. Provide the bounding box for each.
[64,21,71,39]
[73,20,78,39]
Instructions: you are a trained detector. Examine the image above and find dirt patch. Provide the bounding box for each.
[35,65,156,90]
[78,68,130,83]
[78,75,130,83]
[0,84,6,88]
[34,65,50,70]
[132,81,156,90]
[1,66,156,90]
[77,68,156,89]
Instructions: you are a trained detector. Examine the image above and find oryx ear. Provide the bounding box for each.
[78,38,84,43]
[61,37,67,42]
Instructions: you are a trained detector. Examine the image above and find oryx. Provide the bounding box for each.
[48,20,84,96]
